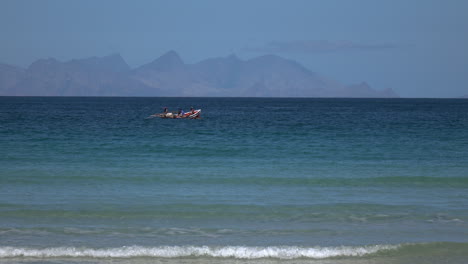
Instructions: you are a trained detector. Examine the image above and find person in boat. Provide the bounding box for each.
[189,107,201,119]
[177,108,185,118]
[159,107,167,117]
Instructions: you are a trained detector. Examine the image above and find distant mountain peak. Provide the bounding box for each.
[65,54,130,72]
[29,57,59,66]
[138,50,185,72]
[359,81,370,87]
[163,50,181,58]
[27,58,61,72]
[226,53,240,61]
[104,53,123,59]
[99,53,130,72]
[249,54,283,63]
[100,53,127,64]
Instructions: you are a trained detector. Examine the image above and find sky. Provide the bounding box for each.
[1,0,467,97]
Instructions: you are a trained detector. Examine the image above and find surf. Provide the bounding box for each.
[0,244,401,259]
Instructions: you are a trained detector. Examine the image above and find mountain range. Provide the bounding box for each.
[0,51,399,97]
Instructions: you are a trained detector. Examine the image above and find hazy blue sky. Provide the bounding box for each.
[1,0,467,97]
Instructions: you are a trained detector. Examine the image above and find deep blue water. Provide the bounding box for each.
[0,97,467,263]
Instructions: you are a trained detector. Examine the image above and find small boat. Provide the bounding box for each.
[148,109,201,119]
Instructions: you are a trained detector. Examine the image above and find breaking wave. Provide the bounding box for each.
[0,245,400,259]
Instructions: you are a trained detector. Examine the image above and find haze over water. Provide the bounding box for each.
[1,97,467,264]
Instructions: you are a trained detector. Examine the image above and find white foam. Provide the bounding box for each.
[0,245,400,259]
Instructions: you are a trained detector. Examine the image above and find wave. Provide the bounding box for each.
[2,204,466,224]
[4,174,468,188]
[0,245,400,259]
[0,227,234,238]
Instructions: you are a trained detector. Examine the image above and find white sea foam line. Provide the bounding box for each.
[0,245,400,259]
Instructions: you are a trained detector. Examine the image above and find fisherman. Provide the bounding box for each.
[177,108,185,118]
[189,107,201,119]
[161,107,173,118]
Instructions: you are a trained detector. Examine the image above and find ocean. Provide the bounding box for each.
[0,97,467,264]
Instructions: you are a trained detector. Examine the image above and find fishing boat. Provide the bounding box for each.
[147,109,201,119]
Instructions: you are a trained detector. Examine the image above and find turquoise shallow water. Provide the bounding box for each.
[0,97,467,263]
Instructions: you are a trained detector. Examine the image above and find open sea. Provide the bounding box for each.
[0,96,467,264]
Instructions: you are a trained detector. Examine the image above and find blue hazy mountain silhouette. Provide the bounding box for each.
[0,51,398,97]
